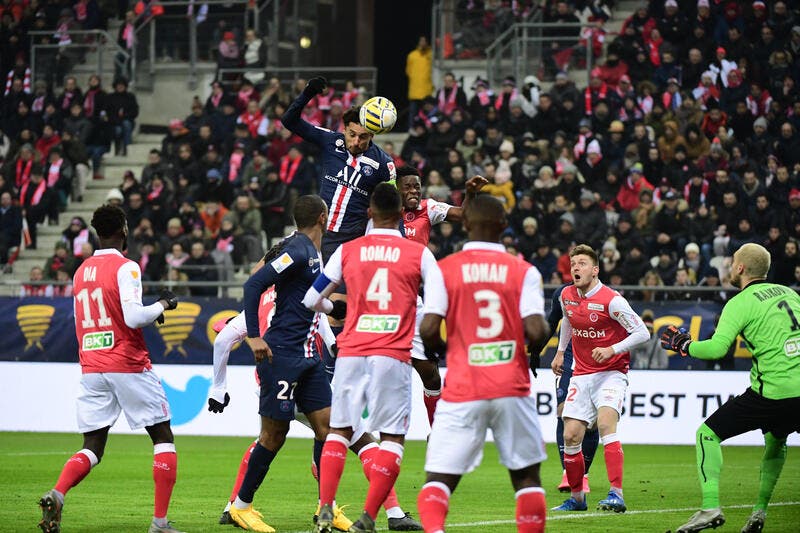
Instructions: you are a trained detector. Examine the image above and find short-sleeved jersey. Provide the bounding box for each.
[244,233,323,358]
[403,198,451,246]
[560,283,638,375]
[325,229,432,362]
[73,250,151,373]
[424,242,546,403]
[282,93,396,241]
[689,280,800,399]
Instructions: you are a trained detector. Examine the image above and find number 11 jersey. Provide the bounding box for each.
[73,250,151,374]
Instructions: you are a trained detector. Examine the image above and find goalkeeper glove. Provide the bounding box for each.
[208,393,230,413]
[330,299,347,321]
[159,289,179,310]
[303,77,327,98]
[660,325,692,357]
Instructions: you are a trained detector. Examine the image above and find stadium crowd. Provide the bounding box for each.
[5,0,800,301]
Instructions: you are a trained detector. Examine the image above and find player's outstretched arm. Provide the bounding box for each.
[302,245,343,315]
[281,76,330,143]
[444,175,488,223]
[677,299,745,360]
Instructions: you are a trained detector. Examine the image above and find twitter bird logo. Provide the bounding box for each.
[161,376,212,425]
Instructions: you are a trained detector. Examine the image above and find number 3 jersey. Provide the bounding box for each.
[424,242,546,403]
[324,228,440,362]
[73,250,151,373]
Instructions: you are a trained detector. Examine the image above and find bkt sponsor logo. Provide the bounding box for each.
[574,328,606,339]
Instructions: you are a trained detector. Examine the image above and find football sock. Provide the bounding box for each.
[235,442,276,507]
[153,443,177,520]
[229,441,256,503]
[423,388,441,427]
[417,481,450,533]
[563,445,585,501]
[756,432,787,511]
[320,434,349,507]
[358,442,401,511]
[364,442,404,519]
[696,424,723,509]
[556,417,565,469]
[313,439,325,496]
[515,487,546,533]
[54,448,98,496]
[600,433,623,494]
[583,426,600,473]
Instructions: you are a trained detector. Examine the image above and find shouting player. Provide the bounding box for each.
[416,194,551,533]
[551,244,648,513]
[661,243,800,533]
[39,205,182,533]
[282,76,397,262]
[304,183,443,533]
[391,166,487,426]
[544,283,599,493]
[226,195,344,533]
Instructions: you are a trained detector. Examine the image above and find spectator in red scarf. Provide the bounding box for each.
[35,124,61,161]
[5,142,35,194]
[279,144,314,196]
[20,165,58,248]
[434,72,467,118]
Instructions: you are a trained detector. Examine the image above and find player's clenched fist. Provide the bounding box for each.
[551,350,565,375]
[591,346,615,363]
[303,76,327,97]
[159,289,179,310]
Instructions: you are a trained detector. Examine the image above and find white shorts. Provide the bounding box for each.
[561,370,628,427]
[77,370,171,432]
[330,355,412,435]
[425,396,547,475]
[411,297,426,361]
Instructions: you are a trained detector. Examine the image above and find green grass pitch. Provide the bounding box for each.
[1,432,798,532]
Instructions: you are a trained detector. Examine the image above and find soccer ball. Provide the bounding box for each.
[359,96,397,134]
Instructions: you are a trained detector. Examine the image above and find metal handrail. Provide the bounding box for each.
[29,29,130,87]
[217,66,378,94]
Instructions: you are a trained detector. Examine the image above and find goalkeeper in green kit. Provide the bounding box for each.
[660,243,800,533]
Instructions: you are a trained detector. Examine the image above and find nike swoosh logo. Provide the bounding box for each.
[312,268,319,273]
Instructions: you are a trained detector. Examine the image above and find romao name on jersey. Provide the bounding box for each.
[356,314,401,333]
[468,340,516,366]
[82,331,114,350]
[360,245,400,262]
[574,328,606,339]
[461,263,508,283]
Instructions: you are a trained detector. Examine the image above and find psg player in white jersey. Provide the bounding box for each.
[551,244,648,513]
[39,205,182,533]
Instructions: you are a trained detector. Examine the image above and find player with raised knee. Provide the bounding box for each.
[551,244,648,513]
[661,243,800,533]
[304,183,442,533]
[416,194,550,533]
[543,283,599,494]
[39,205,183,533]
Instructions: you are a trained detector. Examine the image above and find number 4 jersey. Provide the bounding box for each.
[424,242,546,403]
[73,250,152,373]
[324,228,441,362]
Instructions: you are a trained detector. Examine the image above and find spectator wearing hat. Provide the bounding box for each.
[119,169,143,202]
[105,187,124,208]
[481,160,515,213]
[745,1,770,43]
[578,139,608,186]
[658,0,687,48]
[656,120,686,164]
[574,188,608,249]
[746,116,772,162]
[680,241,707,280]
[620,242,650,285]
[45,145,73,209]
[515,216,542,261]
[216,30,240,80]
[467,78,494,125]
[494,76,519,122]
[616,162,654,211]
[200,168,233,206]
[551,212,576,254]
[105,77,138,157]
[709,47,737,90]
[162,119,194,164]
[184,97,210,136]
[551,71,580,106]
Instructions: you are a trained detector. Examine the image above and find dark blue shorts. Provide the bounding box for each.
[257,349,332,420]
[555,352,574,405]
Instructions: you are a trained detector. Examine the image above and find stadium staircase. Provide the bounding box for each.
[7,133,162,287]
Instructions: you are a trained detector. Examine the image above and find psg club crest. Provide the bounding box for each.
[362,165,373,176]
